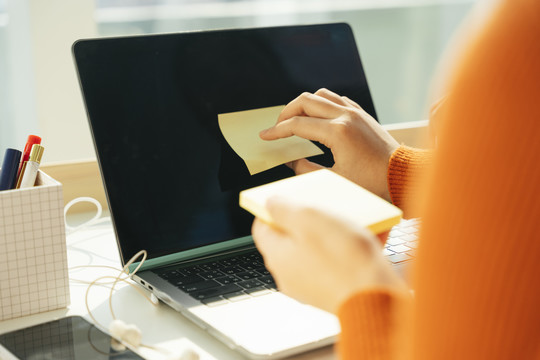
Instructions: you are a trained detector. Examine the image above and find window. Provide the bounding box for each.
[0,0,474,163]
[0,0,13,152]
[0,0,40,155]
[94,0,474,125]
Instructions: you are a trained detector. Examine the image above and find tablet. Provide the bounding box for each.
[0,316,143,360]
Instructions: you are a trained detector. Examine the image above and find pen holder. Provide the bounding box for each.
[0,170,70,321]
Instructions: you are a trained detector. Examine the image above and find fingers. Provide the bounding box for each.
[314,88,365,115]
[252,218,282,252]
[264,196,378,243]
[342,96,362,109]
[255,196,306,240]
[259,116,331,147]
[277,91,344,123]
[278,89,363,123]
[314,88,350,107]
[251,218,290,268]
[289,158,325,175]
[260,89,368,145]
[313,88,365,112]
[263,197,336,241]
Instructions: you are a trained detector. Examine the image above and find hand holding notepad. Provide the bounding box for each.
[244,169,407,314]
[240,169,402,234]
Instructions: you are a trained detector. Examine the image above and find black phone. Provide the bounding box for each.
[0,315,144,359]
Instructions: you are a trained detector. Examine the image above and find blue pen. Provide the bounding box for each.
[0,148,22,190]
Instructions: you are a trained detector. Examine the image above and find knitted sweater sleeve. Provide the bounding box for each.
[387,145,433,218]
[337,290,409,360]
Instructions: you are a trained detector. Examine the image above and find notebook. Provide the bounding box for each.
[239,169,403,234]
[73,23,384,359]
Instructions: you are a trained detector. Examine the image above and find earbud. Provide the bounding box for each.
[109,319,142,349]
[108,319,200,360]
[72,239,199,360]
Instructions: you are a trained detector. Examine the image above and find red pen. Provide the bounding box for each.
[17,135,41,179]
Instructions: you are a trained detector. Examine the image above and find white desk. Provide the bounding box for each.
[0,217,335,360]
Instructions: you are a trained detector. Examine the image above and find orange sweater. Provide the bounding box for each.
[338,0,540,359]
[387,145,432,219]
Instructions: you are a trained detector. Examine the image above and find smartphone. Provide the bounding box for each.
[0,315,145,359]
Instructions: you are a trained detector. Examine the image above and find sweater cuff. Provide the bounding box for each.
[387,145,433,217]
[337,289,404,360]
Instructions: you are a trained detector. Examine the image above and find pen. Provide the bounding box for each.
[18,144,45,189]
[14,158,28,188]
[0,148,23,191]
[17,135,42,180]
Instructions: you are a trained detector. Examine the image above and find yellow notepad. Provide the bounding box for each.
[218,105,323,175]
[240,169,402,234]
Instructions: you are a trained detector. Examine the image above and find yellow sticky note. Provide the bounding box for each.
[240,169,403,234]
[218,105,324,175]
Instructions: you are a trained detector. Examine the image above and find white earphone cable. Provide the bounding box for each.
[64,197,199,359]
[64,196,111,234]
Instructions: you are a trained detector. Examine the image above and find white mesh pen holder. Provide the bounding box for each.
[0,170,70,321]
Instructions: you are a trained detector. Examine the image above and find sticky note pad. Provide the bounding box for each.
[240,169,403,234]
[218,105,324,175]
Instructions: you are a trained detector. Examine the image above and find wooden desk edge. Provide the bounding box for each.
[41,159,107,214]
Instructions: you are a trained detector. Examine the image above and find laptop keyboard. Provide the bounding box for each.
[154,250,276,306]
[384,218,420,265]
[154,218,419,306]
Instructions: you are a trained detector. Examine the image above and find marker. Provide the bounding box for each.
[17,135,42,179]
[18,144,45,189]
[15,159,28,189]
[0,148,22,190]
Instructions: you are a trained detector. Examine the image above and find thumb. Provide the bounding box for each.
[264,196,337,242]
[289,158,325,175]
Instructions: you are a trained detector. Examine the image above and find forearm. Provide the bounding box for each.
[387,145,433,218]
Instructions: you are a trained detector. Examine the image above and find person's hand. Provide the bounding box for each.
[252,197,407,314]
[260,88,399,202]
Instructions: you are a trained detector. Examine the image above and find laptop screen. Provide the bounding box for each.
[73,23,377,264]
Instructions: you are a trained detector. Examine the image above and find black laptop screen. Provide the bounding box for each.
[73,23,377,263]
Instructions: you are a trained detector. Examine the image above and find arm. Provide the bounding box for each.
[255,2,539,360]
[251,196,410,360]
[406,0,540,358]
[260,88,399,202]
[251,198,407,314]
[341,1,540,359]
[337,290,409,360]
[260,88,434,214]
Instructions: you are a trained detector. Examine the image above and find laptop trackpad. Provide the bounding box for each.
[189,292,339,357]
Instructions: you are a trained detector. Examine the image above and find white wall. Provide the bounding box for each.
[29,0,97,162]
[0,0,97,163]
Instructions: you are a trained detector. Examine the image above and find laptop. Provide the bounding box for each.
[72,23,380,359]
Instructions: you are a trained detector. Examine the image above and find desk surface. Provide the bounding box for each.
[0,216,335,360]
